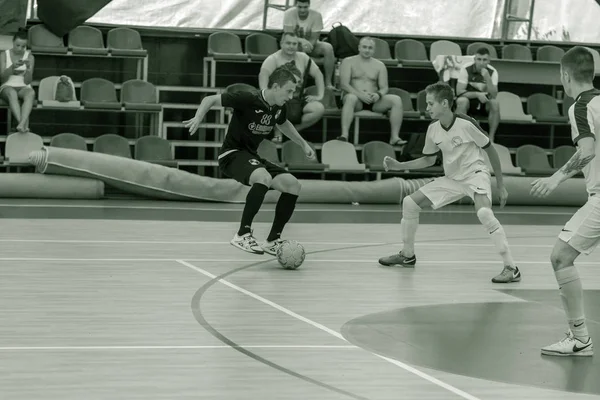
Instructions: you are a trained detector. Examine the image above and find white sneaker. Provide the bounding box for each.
[230,231,264,254]
[541,331,593,357]
[261,239,283,256]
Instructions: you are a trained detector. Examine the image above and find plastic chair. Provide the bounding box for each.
[466,42,498,59]
[50,133,87,151]
[536,45,564,62]
[68,25,108,55]
[134,136,177,167]
[38,75,80,108]
[257,140,284,167]
[553,146,576,169]
[394,39,430,67]
[362,141,396,171]
[502,44,532,61]
[282,141,326,171]
[107,27,147,57]
[371,38,396,66]
[481,143,522,175]
[527,93,568,123]
[305,86,339,115]
[430,40,461,60]
[496,92,534,122]
[387,88,420,118]
[28,24,68,54]
[321,140,366,171]
[516,144,556,175]
[81,78,121,110]
[121,79,161,111]
[93,134,131,158]
[245,33,278,62]
[208,32,247,60]
[224,83,256,94]
[5,131,44,164]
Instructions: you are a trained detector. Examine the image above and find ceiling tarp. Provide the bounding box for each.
[37,0,112,37]
[0,0,27,35]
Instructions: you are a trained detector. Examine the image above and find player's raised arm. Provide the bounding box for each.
[384,128,438,171]
[183,94,223,135]
[277,119,315,159]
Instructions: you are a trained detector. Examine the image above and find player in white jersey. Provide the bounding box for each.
[530,46,598,357]
[379,82,520,283]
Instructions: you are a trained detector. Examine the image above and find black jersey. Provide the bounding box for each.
[219,90,287,157]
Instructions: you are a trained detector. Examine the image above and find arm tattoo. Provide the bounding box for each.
[560,148,596,175]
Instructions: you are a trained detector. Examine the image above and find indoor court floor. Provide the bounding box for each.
[1,200,600,400]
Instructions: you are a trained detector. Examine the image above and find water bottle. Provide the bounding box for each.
[334,61,341,89]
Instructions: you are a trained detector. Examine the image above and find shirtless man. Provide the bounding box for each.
[338,37,405,145]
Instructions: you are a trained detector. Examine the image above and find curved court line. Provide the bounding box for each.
[185,237,504,400]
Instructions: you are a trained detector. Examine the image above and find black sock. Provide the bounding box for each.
[238,183,269,236]
[267,192,299,242]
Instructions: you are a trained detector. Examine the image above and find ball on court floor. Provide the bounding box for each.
[276,240,305,270]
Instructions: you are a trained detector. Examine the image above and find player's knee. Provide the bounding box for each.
[550,249,573,271]
[402,196,421,219]
[249,168,272,187]
[275,174,301,195]
[476,207,499,229]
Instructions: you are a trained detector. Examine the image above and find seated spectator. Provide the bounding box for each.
[338,37,405,145]
[283,0,335,90]
[259,32,325,142]
[0,28,35,133]
[455,47,500,142]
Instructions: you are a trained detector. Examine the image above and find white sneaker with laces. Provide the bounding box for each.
[230,231,264,254]
[541,331,593,357]
[261,239,283,256]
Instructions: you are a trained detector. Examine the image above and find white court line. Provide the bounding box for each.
[0,345,356,351]
[0,239,556,248]
[176,259,482,400]
[0,203,575,215]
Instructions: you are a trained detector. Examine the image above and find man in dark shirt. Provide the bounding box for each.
[455,47,500,142]
[184,68,315,255]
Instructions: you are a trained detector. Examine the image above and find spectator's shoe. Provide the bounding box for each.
[261,239,284,256]
[541,331,593,357]
[378,252,416,268]
[230,231,264,254]
[492,265,521,283]
[336,136,348,142]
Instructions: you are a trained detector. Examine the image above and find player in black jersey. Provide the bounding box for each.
[183,68,315,255]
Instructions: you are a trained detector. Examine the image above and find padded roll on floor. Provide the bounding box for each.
[0,173,104,199]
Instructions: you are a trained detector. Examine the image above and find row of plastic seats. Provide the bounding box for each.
[28,24,147,57]
[37,77,161,111]
[208,31,589,65]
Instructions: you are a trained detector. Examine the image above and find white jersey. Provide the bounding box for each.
[422,113,491,180]
[569,88,600,196]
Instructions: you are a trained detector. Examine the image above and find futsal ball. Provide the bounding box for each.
[276,240,306,270]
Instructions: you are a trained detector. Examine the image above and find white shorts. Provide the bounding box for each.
[559,196,600,255]
[419,171,492,210]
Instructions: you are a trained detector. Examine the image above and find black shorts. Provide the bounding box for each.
[218,150,289,186]
[467,98,488,115]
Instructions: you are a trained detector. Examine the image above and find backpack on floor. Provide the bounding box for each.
[327,22,359,59]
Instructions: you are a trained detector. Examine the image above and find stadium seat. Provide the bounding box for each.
[586,47,600,74]
[81,78,121,110]
[388,88,420,118]
[5,131,43,165]
[38,76,80,108]
[553,145,576,169]
[394,39,430,67]
[466,42,498,59]
[371,38,396,66]
[208,32,247,61]
[134,136,177,167]
[305,86,339,115]
[481,143,522,175]
[502,44,532,61]
[28,24,68,54]
[106,27,147,57]
[68,25,108,55]
[417,90,428,116]
[429,40,461,60]
[536,45,564,62]
[362,141,396,171]
[245,33,278,62]
[224,83,256,94]
[321,140,366,172]
[50,133,87,151]
[0,34,12,51]
[527,93,568,123]
[257,139,284,167]
[516,144,556,175]
[121,79,162,111]
[496,92,534,122]
[93,134,131,158]
[282,141,326,171]
[563,96,575,116]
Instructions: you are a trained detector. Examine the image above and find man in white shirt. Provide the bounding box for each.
[259,32,325,141]
[379,82,520,284]
[283,0,335,90]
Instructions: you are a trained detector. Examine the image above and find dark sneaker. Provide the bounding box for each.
[378,252,416,268]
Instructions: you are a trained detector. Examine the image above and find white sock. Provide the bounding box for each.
[401,196,421,257]
[555,266,589,341]
[476,207,516,268]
